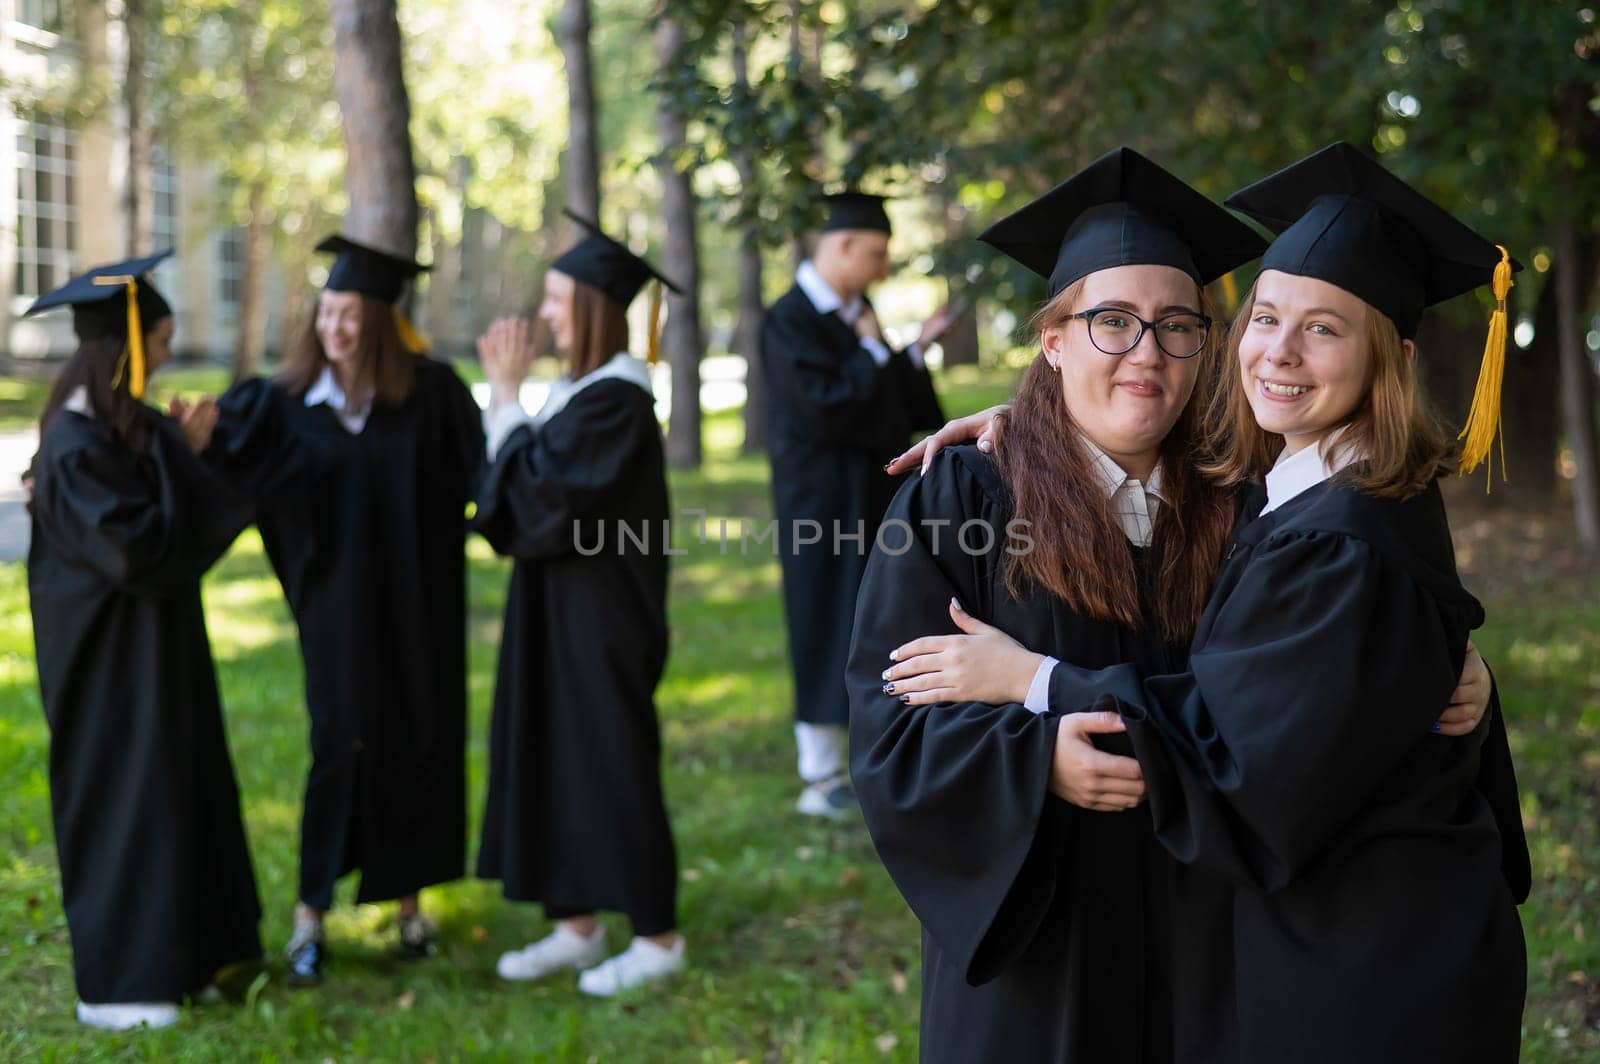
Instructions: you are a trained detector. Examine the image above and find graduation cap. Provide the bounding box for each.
[316,234,431,353]
[821,192,892,235]
[978,147,1268,298]
[1226,141,1520,478]
[24,250,174,399]
[552,210,682,363]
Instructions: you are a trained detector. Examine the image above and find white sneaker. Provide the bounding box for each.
[577,936,686,997]
[796,775,857,819]
[496,922,608,982]
[76,1000,180,1030]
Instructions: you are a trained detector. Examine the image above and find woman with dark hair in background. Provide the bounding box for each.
[207,235,484,986]
[474,212,685,997]
[26,252,262,1030]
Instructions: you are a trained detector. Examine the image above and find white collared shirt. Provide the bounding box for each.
[304,366,373,435]
[1260,428,1365,515]
[483,352,654,462]
[795,259,922,369]
[1023,437,1165,713]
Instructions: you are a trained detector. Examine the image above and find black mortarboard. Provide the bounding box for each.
[979,148,1267,298]
[317,234,429,304]
[1224,141,1520,339]
[24,249,174,343]
[821,192,892,235]
[551,210,682,307]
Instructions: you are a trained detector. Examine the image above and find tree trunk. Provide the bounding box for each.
[1498,265,1566,503]
[278,241,313,365]
[232,180,270,383]
[788,0,818,272]
[1556,222,1600,550]
[560,0,601,232]
[330,0,418,257]
[653,9,702,470]
[121,0,148,255]
[731,19,767,455]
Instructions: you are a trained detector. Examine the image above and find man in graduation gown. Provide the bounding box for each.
[760,192,959,816]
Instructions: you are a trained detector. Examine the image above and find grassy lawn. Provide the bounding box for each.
[0,362,1595,1061]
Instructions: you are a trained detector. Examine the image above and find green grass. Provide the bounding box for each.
[1,365,1596,1061]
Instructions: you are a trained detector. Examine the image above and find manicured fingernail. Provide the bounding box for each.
[950,597,963,611]
[881,669,890,680]
[1429,723,1442,733]
[978,439,992,452]
[882,682,895,695]
[900,695,911,704]
[888,649,899,661]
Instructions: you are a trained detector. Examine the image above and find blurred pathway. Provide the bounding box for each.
[0,428,36,562]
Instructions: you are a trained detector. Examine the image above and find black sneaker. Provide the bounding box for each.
[397,913,438,960]
[284,923,325,987]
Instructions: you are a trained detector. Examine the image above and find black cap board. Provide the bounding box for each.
[1224,141,1521,339]
[979,147,1267,298]
[24,249,174,343]
[552,210,682,308]
[317,234,429,304]
[821,192,892,235]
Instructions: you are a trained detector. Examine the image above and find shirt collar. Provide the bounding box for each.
[305,366,373,433]
[1080,434,1166,503]
[796,259,864,324]
[1262,426,1365,514]
[304,366,347,410]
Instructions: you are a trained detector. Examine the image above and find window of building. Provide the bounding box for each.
[14,117,77,299]
[218,225,243,311]
[16,0,67,33]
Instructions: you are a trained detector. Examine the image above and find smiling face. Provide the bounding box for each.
[1238,270,1390,455]
[538,269,577,354]
[1039,263,1205,477]
[315,289,365,367]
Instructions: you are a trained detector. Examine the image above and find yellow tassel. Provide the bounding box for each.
[647,281,663,366]
[1457,245,1514,486]
[1220,270,1239,315]
[392,307,430,354]
[92,275,146,398]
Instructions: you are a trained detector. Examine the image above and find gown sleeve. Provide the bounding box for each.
[470,381,654,560]
[204,376,312,503]
[1044,528,1480,892]
[32,416,249,592]
[761,302,888,449]
[848,450,1065,986]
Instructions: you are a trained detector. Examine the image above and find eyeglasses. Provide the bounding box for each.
[1067,306,1212,359]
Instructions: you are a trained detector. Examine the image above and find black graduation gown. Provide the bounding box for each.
[761,285,945,726]
[1043,477,1530,1064]
[208,358,484,908]
[28,410,262,1003]
[848,447,1187,1063]
[472,378,678,933]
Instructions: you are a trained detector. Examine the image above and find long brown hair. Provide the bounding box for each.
[37,337,156,456]
[1203,279,1456,498]
[278,293,416,405]
[566,278,630,379]
[995,279,1236,642]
